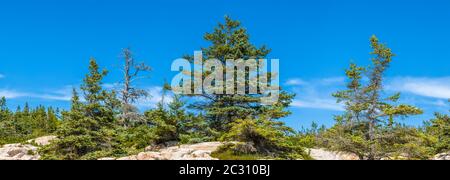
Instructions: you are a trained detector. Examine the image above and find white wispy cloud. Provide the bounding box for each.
[0,86,73,101]
[291,99,344,111]
[386,77,450,99]
[0,85,170,109]
[0,89,27,99]
[319,77,346,85]
[35,86,74,101]
[135,86,173,108]
[101,83,172,108]
[433,99,450,107]
[286,76,450,113]
[103,83,121,90]
[285,77,345,86]
[285,79,308,86]
[286,77,345,111]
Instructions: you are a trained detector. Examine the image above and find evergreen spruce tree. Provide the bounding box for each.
[41,59,120,160]
[13,103,33,136]
[31,105,47,134]
[426,99,450,154]
[221,116,307,159]
[139,82,211,145]
[0,97,10,123]
[46,107,60,133]
[0,97,14,145]
[0,97,59,145]
[179,16,303,159]
[145,91,212,144]
[184,16,294,135]
[325,36,423,160]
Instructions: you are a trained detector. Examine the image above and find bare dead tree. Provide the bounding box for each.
[119,48,152,127]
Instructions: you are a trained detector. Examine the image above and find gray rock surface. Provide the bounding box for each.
[26,136,57,146]
[0,136,57,160]
[107,142,224,160]
[308,148,360,160]
[433,152,450,160]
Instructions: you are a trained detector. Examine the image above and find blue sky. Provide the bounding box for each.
[0,0,449,130]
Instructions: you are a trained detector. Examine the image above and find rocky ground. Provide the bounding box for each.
[307,148,450,160]
[100,142,225,160]
[434,152,450,160]
[1,136,448,160]
[307,148,360,160]
[0,136,57,160]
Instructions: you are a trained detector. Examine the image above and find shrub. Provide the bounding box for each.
[220,117,308,159]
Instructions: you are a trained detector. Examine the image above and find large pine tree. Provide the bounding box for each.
[41,59,120,160]
[326,36,423,160]
[184,16,294,134]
